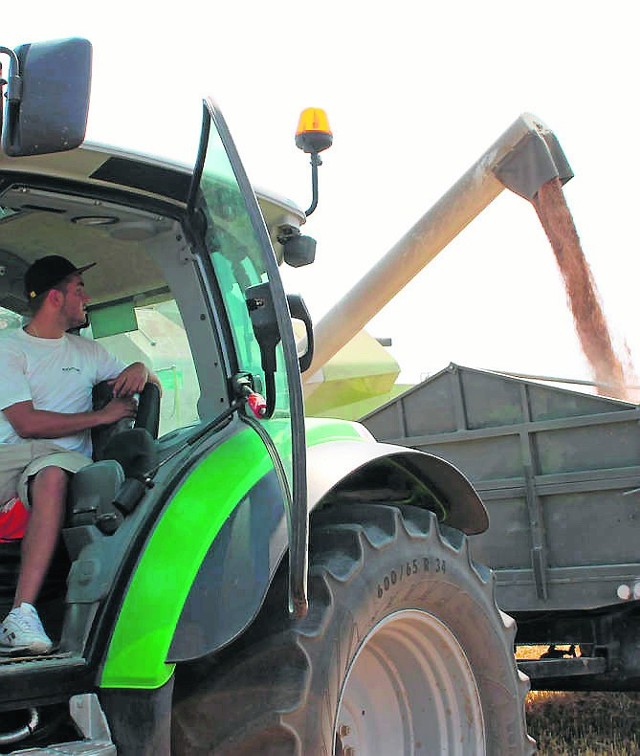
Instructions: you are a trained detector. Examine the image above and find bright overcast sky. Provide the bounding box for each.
[5,1,639,387]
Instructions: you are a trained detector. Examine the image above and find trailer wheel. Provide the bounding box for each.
[172,504,535,755]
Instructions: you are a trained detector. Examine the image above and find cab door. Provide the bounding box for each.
[187,98,308,614]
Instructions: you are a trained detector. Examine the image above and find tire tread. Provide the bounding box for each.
[172,504,535,755]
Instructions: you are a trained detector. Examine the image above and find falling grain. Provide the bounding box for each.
[532,178,629,400]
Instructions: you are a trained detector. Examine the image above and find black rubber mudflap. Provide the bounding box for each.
[99,674,174,756]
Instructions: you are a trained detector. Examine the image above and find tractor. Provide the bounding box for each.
[0,38,532,754]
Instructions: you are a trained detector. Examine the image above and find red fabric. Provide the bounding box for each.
[0,498,29,542]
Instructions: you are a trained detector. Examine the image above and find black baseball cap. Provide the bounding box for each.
[24,255,96,300]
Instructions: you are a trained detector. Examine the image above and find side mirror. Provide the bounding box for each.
[1,37,92,157]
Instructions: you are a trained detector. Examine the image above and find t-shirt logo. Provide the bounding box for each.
[62,367,81,373]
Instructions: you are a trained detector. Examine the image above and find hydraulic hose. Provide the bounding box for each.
[0,707,39,745]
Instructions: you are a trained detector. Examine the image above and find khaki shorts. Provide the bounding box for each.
[0,441,92,509]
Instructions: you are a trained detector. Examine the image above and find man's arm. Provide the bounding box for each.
[3,397,137,440]
[110,362,162,398]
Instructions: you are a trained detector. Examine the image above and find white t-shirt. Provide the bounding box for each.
[0,329,127,457]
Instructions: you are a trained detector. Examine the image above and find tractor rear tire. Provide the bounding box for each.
[172,503,535,755]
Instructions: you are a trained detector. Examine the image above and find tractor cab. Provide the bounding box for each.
[0,139,309,574]
[0,42,316,736]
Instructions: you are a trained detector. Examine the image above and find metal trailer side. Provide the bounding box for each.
[361,363,640,690]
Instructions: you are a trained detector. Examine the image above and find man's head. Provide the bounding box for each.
[24,255,95,317]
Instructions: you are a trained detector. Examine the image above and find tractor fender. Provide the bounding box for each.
[166,469,287,664]
[167,440,487,665]
[306,439,488,535]
[108,433,486,679]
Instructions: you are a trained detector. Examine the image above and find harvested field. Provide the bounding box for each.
[526,690,640,755]
[520,645,640,754]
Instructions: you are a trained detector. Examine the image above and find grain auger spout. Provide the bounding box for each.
[303,113,574,382]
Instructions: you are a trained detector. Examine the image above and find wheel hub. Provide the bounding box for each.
[335,609,485,755]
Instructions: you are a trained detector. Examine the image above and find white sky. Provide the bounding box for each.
[5,1,640,388]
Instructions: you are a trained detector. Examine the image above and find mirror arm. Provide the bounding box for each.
[0,46,22,139]
[0,47,22,101]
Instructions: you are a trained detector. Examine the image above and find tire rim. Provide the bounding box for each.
[334,609,485,755]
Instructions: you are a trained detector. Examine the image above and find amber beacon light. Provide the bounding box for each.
[295,108,332,216]
[295,108,333,153]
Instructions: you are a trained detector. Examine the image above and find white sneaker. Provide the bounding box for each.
[0,602,53,655]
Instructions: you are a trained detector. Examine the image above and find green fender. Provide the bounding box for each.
[100,428,273,689]
[99,417,484,689]
[99,419,365,689]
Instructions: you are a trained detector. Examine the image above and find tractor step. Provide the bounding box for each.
[0,651,73,666]
[0,651,86,683]
[10,742,116,754]
[7,694,115,755]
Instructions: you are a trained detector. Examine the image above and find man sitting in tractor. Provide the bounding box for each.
[0,255,158,655]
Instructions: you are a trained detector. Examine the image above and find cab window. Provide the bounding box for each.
[89,298,200,438]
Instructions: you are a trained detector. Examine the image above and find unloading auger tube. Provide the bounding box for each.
[303,112,573,379]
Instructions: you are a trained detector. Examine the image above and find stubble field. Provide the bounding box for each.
[520,646,640,754]
[526,689,640,754]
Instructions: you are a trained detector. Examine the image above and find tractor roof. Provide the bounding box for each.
[0,143,306,313]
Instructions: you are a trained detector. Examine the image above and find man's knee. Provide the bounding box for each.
[31,466,70,502]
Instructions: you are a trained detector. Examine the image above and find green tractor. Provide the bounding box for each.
[0,38,533,754]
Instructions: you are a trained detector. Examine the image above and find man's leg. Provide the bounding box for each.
[14,465,68,607]
[1,465,67,654]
